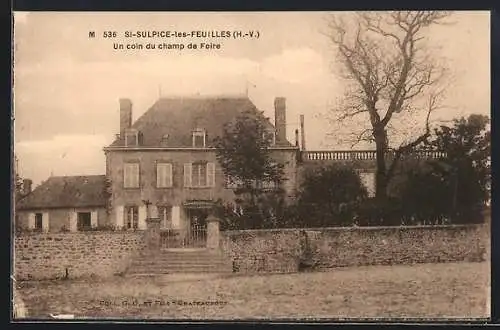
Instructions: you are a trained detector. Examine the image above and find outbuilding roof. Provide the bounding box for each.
[16,175,107,210]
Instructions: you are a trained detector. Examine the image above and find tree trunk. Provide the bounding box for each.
[374,128,388,200]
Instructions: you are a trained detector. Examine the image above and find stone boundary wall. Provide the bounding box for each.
[220,224,489,273]
[14,232,145,281]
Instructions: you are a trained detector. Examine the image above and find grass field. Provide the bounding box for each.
[16,261,490,320]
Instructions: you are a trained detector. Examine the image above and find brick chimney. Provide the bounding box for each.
[119,98,133,138]
[274,97,286,143]
[23,179,32,195]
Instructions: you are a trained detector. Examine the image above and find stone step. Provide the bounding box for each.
[127,265,233,274]
[130,262,230,269]
[135,254,229,261]
[138,251,227,258]
[131,258,229,264]
[128,249,233,275]
[130,260,232,266]
[137,256,230,263]
[129,264,231,270]
[138,254,228,259]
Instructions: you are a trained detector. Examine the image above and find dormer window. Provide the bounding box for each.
[192,128,206,148]
[263,129,276,146]
[160,134,169,146]
[125,128,139,147]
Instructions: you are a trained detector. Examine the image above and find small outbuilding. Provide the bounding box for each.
[16,175,110,232]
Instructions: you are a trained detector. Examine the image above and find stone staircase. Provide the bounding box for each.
[126,248,233,275]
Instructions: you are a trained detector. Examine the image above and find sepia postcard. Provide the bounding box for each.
[12,11,491,322]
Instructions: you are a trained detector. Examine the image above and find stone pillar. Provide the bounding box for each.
[206,214,221,250]
[145,217,161,250]
[138,206,147,230]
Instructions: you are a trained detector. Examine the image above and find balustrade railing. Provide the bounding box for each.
[304,150,446,161]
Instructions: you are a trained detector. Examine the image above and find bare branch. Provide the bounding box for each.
[337,109,369,121]
[350,128,373,148]
[386,90,444,179]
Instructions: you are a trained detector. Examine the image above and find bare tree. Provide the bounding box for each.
[327,11,452,199]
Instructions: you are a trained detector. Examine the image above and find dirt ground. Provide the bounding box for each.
[16,261,490,320]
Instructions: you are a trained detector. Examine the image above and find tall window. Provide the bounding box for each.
[193,162,207,187]
[156,163,173,188]
[125,206,139,229]
[35,213,43,230]
[192,129,206,148]
[124,163,140,188]
[184,162,215,187]
[158,205,172,229]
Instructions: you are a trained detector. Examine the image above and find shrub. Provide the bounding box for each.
[296,164,368,227]
[214,193,295,230]
[354,197,405,226]
[397,162,452,225]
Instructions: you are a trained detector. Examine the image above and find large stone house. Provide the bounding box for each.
[103,96,299,235]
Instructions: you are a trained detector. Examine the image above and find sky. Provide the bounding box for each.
[13,11,490,187]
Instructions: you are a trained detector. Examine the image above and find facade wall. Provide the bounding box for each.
[106,148,298,228]
[16,207,108,232]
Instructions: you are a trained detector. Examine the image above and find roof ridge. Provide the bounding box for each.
[16,174,107,210]
[108,95,293,148]
[157,94,250,100]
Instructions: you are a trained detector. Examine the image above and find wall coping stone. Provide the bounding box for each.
[222,224,485,235]
[15,231,145,237]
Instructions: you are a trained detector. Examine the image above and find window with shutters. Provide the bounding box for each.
[125,206,139,229]
[156,162,173,188]
[123,163,140,188]
[158,205,172,229]
[184,162,215,188]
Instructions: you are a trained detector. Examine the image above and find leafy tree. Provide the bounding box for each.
[327,11,452,199]
[419,114,491,223]
[214,109,285,228]
[371,114,490,225]
[296,164,368,227]
[398,162,453,225]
